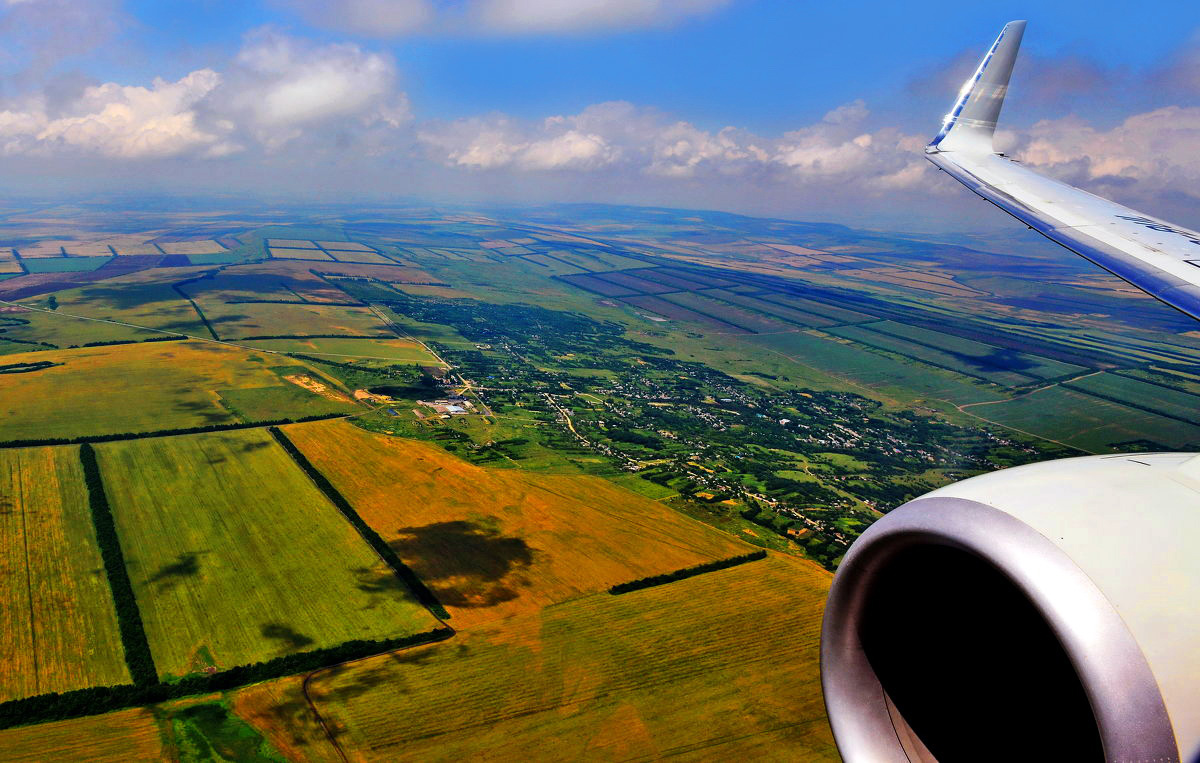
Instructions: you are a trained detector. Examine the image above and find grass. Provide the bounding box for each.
[0,309,159,347]
[216,382,358,421]
[283,419,750,627]
[868,321,1088,380]
[1064,372,1200,425]
[305,555,837,761]
[0,341,344,441]
[826,323,1037,386]
[95,429,440,678]
[195,301,390,340]
[33,268,210,336]
[963,385,1200,451]
[20,257,112,273]
[239,336,439,363]
[0,446,129,701]
[659,291,794,333]
[0,707,165,761]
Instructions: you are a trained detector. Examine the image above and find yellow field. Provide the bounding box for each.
[0,708,165,762]
[269,248,334,261]
[0,446,129,702]
[0,262,21,274]
[305,555,836,761]
[97,430,440,678]
[36,265,211,334]
[0,340,351,440]
[284,420,750,627]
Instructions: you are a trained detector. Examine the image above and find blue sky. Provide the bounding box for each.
[2,0,1198,230]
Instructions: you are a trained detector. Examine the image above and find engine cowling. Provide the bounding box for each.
[820,452,1200,762]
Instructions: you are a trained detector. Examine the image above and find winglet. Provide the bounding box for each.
[926,20,1026,154]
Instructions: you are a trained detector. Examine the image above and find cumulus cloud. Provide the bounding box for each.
[0,29,411,159]
[419,99,935,196]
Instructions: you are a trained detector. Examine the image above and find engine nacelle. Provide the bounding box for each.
[820,452,1200,762]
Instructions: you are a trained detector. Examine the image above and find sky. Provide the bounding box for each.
[1,0,1198,232]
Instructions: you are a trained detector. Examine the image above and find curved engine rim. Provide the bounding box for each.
[819,495,1179,762]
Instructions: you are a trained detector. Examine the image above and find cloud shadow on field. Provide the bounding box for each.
[261,623,314,651]
[387,520,534,609]
[147,551,205,588]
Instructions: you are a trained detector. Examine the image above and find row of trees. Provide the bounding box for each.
[267,427,452,620]
[0,412,347,449]
[609,550,767,595]
[0,627,453,731]
[78,444,158,686]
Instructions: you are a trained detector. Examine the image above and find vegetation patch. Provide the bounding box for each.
[609,550,767,594]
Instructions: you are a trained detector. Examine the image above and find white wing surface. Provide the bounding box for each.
[925,20,1200,321]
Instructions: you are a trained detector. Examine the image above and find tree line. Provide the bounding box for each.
[0,627,452,731]
[0,412,347,450]
[240,333,392,341]
[267,426,452,620]
[79,443,158,687]
[609,550,767,594]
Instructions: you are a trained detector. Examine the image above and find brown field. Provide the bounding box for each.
[0,249,15,261]
[267,239,319,249]
[14,243,66,258]
[111,244,163,256]
[316,241,375,252]
[0,446,129,702]
[327,251,394,265]
[0,261,21,274]
[0,708,165,762]
[270,247,335,261]
[157,240,226,255]
[283,420,750,627]
[233,675,344,761]
[305,555,836,761]
[61,243,114,257]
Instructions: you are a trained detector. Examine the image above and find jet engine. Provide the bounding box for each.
[820,453,1200,761]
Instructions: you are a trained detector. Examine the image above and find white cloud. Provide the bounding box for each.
[0,69,232,158]
[273,0,434,38]
[470,0,732,34]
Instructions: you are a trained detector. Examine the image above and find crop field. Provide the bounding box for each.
[283,420,749,626]
[557,273,638,297]
[233,675,344,761]
[755,293,876,324]
[20,257,111,273]
[1064,372,1200,425]
[239,336,439,362]
[702,289,839,327]
[316,241,376,252]
[266,239,319,249]
[622,294,751,333]
[826,323,1038,386]
[622,267,713,291]
[0,707,165,762]
[268,247,334,261]
[0,261,22,274]
[192,300,390,339]
[0,341,339,441]
[305,555,836,761]
[745,331,1000,405]
[962,385,1200,451]
[660,291,795,333]
[327,251,394,265]
[866,321,1090,380]
[35,268,211,336]
[216,382,357,421]
[0,446,128,702]
[588,270,678,294]
[158,241,226,256]
[96,429,439,678]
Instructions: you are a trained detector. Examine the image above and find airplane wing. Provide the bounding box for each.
[925,20,1200,321]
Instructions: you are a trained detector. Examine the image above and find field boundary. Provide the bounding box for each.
[79,443,159,687]
[0,627,452,732]
[0,412,348,450]
[267,426,452,620]
[609,550,767,594]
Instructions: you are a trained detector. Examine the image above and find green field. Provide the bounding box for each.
[826,323,1036,386]
[962,385,1200,451]
[21,257,113,273]
[0,341,347,441]
[1064,372,1200,425]
[239,336,439,363]
[743,331,1000,405]
[866,320,1089,380]
[755,293,876,324]
[96,430,439,678]
[0,446,129,701]
[704,289,840,327]
[306,554,837,761]
[660,291,795,333]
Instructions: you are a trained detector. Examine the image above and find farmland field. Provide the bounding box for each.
[755,293,875,323]
[0,446,128,701]
[239,336,441,363]
[826,323,1037,386]
[622,294,750,333]
[1064,372,1200,425]
[327,251,394,265]
[660,291,795,333]
[283,420,750,626]
[268,247,334,261]
[191,299,390,339]
[0,707,165,762]
[96,429,440,678]
[962,385,1200,451]
[704,289,840,327]
[306,555,836,761]
[0,341,345,440]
